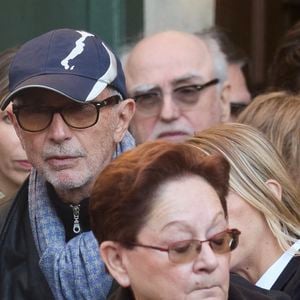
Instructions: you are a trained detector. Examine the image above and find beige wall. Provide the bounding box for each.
[144,0,215,36]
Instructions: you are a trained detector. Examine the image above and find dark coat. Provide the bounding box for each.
[230,274,291,300]
[0,179,114,300]
[271,256,300,299]
[0,179,54,300]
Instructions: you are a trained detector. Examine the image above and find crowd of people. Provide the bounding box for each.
[0,19,299,300]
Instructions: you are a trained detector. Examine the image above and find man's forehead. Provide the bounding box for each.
[131,31,209,57]
[126,41,214,93]
[128,33,211,67]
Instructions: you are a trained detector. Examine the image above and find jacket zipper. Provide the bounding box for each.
[70,204,81,234]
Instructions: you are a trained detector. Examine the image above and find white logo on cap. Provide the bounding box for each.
[85,42,117,101]
[61,30,94,70]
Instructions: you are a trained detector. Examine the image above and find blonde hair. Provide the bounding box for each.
[187,123,300,252]
[238,91,300,189]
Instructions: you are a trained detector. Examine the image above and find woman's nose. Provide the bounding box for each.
[192,242,220,274]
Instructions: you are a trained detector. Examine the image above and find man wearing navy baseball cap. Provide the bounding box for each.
[0,28,135,300]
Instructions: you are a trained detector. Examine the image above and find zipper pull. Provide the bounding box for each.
[70,204,81,234]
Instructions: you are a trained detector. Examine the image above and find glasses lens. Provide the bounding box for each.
[134,80,218,117]
[174,85,201,109]
[169,240,197,263]
[17,106,52,132]
[209,230,239,254]
[62,103,98,129]
[14,96,118,132]
[168,229,240,264]
[134,93,162,117]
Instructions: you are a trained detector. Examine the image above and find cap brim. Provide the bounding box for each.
[1,73,108,110]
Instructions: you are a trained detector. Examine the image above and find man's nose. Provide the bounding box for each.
[159,93,180,121]
[46,112,72,143]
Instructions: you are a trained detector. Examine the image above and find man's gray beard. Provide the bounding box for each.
[41,167,93,191]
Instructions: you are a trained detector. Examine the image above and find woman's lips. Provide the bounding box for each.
[16,160,32,171]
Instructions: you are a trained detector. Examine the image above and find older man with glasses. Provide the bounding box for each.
[0,28,135,300]
[123,30,230,144]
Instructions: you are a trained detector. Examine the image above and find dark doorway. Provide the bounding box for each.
[215,0,300,95]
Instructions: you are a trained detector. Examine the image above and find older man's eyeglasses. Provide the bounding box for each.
[127,228,240,264]
[13,95,121,132]
[133,78,219,117]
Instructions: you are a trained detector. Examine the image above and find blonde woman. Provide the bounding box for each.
[237,91,300,189]
[187,123,300,299]
[0,47,31,224]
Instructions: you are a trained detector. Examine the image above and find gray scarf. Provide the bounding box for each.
[28,131,135,299]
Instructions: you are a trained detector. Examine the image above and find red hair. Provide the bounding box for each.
[90,140,230,245]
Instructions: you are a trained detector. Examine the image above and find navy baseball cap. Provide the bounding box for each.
[1,28,127,110]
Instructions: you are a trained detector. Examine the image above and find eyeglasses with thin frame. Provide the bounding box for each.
[12,94,121,132]
[132,78,219,117]
[125,228,240,264]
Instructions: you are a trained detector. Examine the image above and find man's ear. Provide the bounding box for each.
[219,81,231,123]
[100,241,131,288]
[113,99,135,143]
[265,179,282,201]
